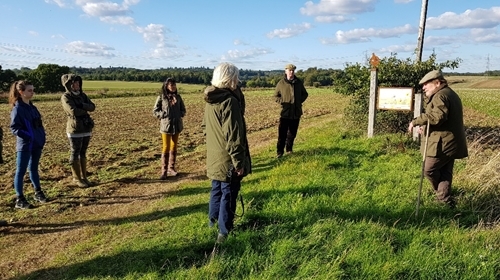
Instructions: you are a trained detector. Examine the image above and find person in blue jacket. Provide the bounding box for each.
[9,80,48,209]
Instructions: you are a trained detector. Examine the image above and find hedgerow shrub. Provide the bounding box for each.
[333,54,462,133]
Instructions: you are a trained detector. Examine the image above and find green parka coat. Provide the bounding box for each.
[203,86,251,182]
[412,84,468,159]
[153,87,186,135]
[61,74,96,135]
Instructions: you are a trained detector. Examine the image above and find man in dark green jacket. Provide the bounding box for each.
[274,63,308,158]
[408,70,468,207]
[204,63,251,243]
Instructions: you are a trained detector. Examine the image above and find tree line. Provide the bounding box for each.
[0,64,345,94]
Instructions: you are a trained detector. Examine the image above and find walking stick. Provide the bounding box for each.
[416,119,430,217]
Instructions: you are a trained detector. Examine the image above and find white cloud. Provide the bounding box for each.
[321,24,417,44]
[44,0,66,8]
[148,47,183,59]
[0,46,41,55]
[267,23,312,39]
[377,44,417,54]
[81,2,129,17]
[315,15,353,23]
[51,34,67,39]
[424,36,458,46]
[427,7,500,30]
[234,39,249,46]
[469,28,500,43]
[300,0,376,22]
[100,16,135,25]
[135,24,171,48]
[221,48,273,61]
[65,41,116,57]
[28,31,39,36]
[394,0,414,3]
[48,0,185,60]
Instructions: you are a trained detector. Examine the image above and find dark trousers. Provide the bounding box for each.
[209,179,241,235]
[277,118,300,155]
[69,136,91,162]
[424,157,455,202]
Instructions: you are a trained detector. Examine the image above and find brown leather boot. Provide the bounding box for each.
[160,153,169,180]
[168,150,178,176]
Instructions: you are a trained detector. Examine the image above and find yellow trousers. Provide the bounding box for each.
[161,133,179,154]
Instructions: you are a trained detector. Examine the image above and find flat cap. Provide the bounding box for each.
[419,70,443,85]
[285,63,296,70]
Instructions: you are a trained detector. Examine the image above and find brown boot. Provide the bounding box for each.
[160,153,169,180]
[168,150,178,176]
[71,160,88,188]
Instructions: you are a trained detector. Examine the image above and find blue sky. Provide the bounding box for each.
[1,0,499,72]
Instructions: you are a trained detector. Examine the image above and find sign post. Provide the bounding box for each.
[367,53,380,138]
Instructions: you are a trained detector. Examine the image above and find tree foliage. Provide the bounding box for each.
[0,66,17,92]
[27,64,69,93]
[332,53,462,134]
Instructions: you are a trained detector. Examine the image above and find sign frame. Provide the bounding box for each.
[377,87,414,111]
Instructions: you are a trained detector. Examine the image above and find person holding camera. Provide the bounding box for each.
[9,80,48,209]
[61,74,96,188]
[203,63,251,243]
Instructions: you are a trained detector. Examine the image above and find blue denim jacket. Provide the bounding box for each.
[10,100,46,152]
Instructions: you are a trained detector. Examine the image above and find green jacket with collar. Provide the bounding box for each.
[412,85,468,159]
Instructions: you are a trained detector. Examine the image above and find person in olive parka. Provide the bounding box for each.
[203,62,251,243]
[61,74,96,188]
[274,63,308,158]
[153,78,186,180]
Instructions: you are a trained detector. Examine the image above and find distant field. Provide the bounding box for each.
[84,80,205,94]
[447,75,500,89]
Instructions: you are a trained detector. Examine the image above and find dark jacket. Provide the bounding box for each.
[412,84,468,159]
[274,75,308,119]
[10,100,46,152]
[153,92,186,134]
[203,86,251,181]
[61,74,96,135]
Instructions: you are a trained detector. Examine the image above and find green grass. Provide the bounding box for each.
[1,82,499,279]
[15,115,500,279]
[458,89,500,119]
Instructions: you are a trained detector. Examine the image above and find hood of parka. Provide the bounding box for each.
[204,86,234,104]
[61,74,83,92]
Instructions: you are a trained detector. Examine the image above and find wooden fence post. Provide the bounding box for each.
[367,53,380,138]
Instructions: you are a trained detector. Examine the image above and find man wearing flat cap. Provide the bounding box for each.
[274,63,308,158]
[408,70,468,208]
